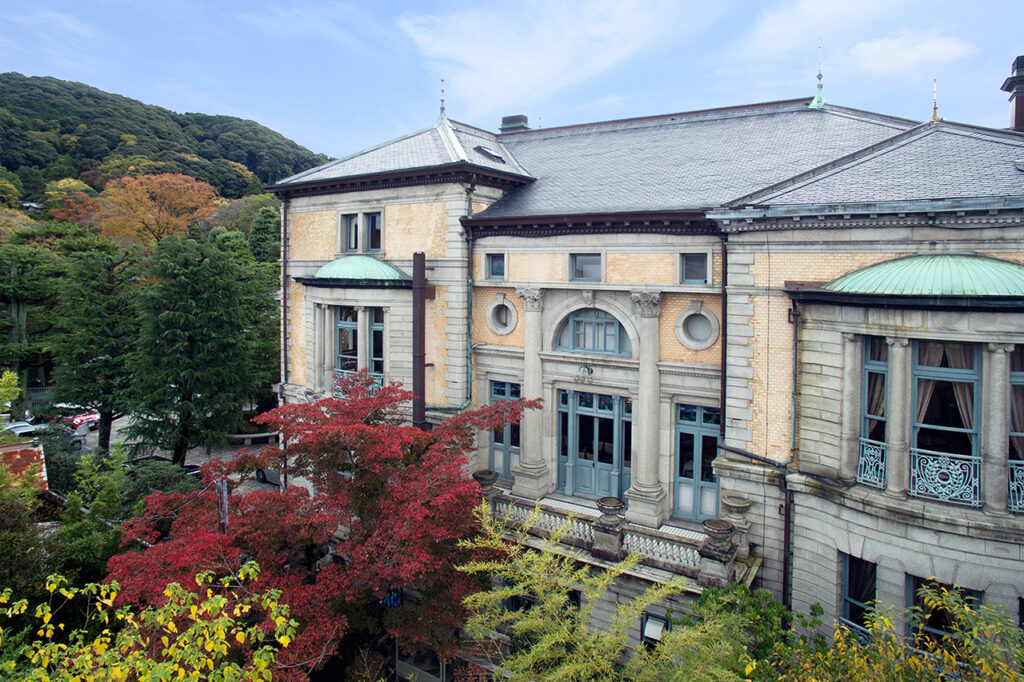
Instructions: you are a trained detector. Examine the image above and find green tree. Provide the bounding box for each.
[247,206,280,263]
[51,240,140,450]
[127,228,275,464]
[0,564,296,681]
[0,464,45,595]
[457,505,694,681]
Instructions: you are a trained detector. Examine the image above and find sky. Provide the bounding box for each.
[2,1,1022,159]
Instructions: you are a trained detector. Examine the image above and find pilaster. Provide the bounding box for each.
[839,332,861,482]
[511,287,554,499]
[884,337,910,499]
[983,343,1013,516]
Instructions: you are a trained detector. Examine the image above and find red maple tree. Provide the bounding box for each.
[107,372,537,678]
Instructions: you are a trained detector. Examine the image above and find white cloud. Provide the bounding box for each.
[240,2,391,53]
[849,30,975,75]
[398,0,712,119]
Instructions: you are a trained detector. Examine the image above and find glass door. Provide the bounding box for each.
[674,405,720,519]
[558,390,631,498]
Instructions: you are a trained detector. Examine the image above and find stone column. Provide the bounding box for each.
[839,333,861,482]
[356,306,368,370]
[625,290,666,527]
[983,343,1012,515]
[313,304,324,393]
[512,288,553,499]
[885,337,910,498]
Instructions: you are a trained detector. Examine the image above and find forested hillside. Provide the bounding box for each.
[0,73,328,199]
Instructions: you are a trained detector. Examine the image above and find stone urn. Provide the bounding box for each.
[472,469,500,501]
[701,518,736,552]
[596,496,626,526]
[720,494,752,521]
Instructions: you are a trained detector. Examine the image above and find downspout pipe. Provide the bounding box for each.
[412,252,427,428]
[781,301,802,611]
[465,181,476,407]
[280,197,290,393]
[719,234,728,441]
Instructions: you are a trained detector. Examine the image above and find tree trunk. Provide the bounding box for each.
[98,411,114,452]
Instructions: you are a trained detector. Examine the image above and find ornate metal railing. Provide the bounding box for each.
[1009,460,1024,513]
[332,369,384,397]
[857,438,886,489]
[909,449,981,507]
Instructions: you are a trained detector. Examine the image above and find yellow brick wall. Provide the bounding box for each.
[746,293,794,459]
[711,252,723,285]
[750,252,910,288]
[289,211,336,260]
[509,252,563,281]
[384,201,449,259]
[658,293,723,363]
[472,288,525,347]
[606,253,675,284]
[287,283,306,382]
[425,287,449,405]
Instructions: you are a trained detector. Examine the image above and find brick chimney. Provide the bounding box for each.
[500,114,530,133]
[1001,55,1024,132]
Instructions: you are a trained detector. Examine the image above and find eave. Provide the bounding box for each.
[267,161,533,199]
[293,276,413,289]
[462,211,717,239]
[787,287,1024,312]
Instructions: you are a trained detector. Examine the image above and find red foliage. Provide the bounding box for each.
[49,191,99,225]
[108,371,538,677]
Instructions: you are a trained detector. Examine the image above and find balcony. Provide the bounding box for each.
[1010,460,1024,513]
[909,449,981,507]
[332,369,384,397]
[856,438,886,489]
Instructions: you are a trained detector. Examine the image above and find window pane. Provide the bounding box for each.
[578,416,594,460]
[366,212,381,250]
[559,411,569,457]
[343,215,358,250]
[917,342,973,369]
[867,337,888,363]
[917,380,973,430]
[678,432,695,478]
[701,435,718,482]
[338,307,357,323]
[681,253,707,283]
[621,420,632,469]
[843,555,876,632]
[510,422,520,448]
[702,408,721,425]
[678,405,697,422]
[487,254,505,278]
[597,418,614,464]
[572,254,601,281]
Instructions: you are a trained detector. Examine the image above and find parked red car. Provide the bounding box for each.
[34,404,101,431]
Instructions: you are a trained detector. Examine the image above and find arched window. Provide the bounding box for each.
[556,308,632,356]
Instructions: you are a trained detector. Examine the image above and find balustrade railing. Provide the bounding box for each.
[1009,460,1024,513]
[332,369,384,397]
[856,438,886,489]
[909,449,981,507]
[491,497,702,571]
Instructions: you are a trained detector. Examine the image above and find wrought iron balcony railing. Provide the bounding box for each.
[857,438,886,489]
[909,448,981,507]
[1009,460,1024,513]
[332,369,384,397]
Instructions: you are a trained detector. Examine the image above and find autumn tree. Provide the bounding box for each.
[127,228,275,464]
[108,373,537,678]
[51,239,140,450]
[0,564,296,681]
[97,173,219,245]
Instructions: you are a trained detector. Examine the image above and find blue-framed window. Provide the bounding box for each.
[674,405,720,519]
[486,253,506,280]
[858,337,888,489]
[680,253,709,284]
[369,307,384,375]
[490,381,521,481]
[342,214,358,252]
[906,575,981,647]
[364,212,382,252]
[570,253,601,281]
[1010,346,1023,513]
[336,307,358,372]
[641,613,670,649]
[556,309,631,356]
[840,553,876,639]
[557,390,632,498]
[909,341,981,506]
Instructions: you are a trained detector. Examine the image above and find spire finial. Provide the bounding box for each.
[930,77,940,122]
[440,78,446,117]
[809,38,826,109]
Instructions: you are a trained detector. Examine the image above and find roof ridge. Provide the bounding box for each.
[722,121,935,207]
[929,119,1024,145]
[436,115,468,162]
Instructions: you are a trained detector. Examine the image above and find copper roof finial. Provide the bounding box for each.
[809,38,826,109]
[930,78,940,122]
[440,78,446,117]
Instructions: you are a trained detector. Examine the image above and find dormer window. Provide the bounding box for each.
[474,145,505,163]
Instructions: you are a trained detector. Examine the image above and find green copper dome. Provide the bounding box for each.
[313,255,411,282]
[824,254,1024,296]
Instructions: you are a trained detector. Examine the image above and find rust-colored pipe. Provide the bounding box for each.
[412,252,426,428]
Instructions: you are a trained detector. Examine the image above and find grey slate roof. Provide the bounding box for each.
[273,116,532,186]
[731,122,1024,207]
[476,101,915,217]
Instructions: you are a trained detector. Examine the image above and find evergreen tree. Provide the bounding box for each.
[51,239,140,450]
[247,206,280,262]
[126,228,273,464]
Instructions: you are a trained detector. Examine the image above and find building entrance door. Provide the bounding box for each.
[558,390,631,498]
[674,405,720,519]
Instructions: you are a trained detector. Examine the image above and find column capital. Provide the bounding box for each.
[630,290,662,317]
[886,336,910,348]
[842,332,857,342]
[986,342,1015,354]
[515,287,545,311]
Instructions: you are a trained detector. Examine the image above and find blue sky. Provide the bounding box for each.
[2,1,1022,159]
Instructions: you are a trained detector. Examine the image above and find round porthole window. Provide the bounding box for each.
[675,302,719,350]
[486,295,518,336]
